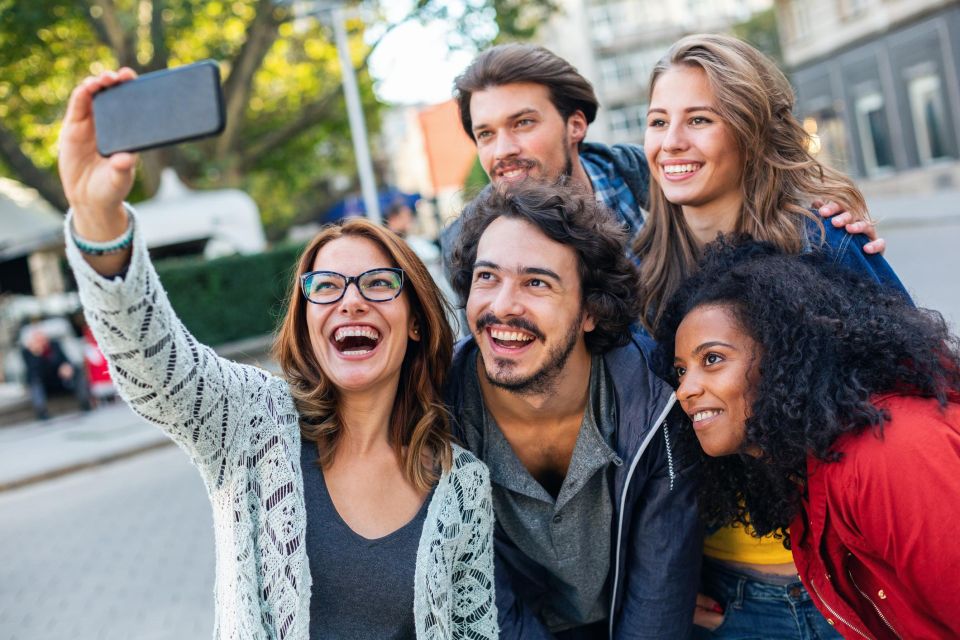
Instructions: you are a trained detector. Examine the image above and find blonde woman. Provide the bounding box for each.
[633,34,908,638]
[59,69,497,639]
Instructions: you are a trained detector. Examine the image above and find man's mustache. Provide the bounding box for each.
[491,157,539,175]
[475,312,546,342]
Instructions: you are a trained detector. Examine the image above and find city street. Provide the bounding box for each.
[882,215,960,330]
[0,446,214,640]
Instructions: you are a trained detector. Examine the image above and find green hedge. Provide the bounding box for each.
[154,242,306,346]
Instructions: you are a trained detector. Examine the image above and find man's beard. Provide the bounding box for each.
[475,308,584,396]
[489,133,575,184]
[560,132,574,180]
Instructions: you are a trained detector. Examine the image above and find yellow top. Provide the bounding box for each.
[703,523,793,565]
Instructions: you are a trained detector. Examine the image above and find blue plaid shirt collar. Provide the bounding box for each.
[580,151,645,245]
[580,155,643,265]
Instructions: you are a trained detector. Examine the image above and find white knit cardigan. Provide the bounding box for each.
[65,210,498,640]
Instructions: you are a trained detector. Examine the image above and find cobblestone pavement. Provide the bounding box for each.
[0,446,214,640]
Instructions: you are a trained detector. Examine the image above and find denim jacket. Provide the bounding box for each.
[447,333,701,639]
[811,217,910,299]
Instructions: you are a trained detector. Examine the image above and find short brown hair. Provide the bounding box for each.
[454,43,599,142]
[274,218,454,490]
[450,181,641,354]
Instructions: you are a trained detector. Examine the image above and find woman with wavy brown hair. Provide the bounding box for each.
[635,33,899,334]
[632,34,908,638]
[59,69,497,640]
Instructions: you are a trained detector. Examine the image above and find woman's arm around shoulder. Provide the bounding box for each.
[815,219,911,300]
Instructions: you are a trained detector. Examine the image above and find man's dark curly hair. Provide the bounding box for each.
[450,181,642,354]
[653,238,960,544]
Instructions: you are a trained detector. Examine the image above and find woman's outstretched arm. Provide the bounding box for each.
[59,71,282,488]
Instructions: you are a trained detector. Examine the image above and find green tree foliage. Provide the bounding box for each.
[0,0,556,238]
[732,6,783,66]
[0,0,376,236]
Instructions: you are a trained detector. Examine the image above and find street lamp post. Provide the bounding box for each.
[285,1,381,222]
[330,5,381,223]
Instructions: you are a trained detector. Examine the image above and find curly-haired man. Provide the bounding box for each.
[446,181,701,639]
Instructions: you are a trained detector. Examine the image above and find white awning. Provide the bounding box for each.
[0,178,63,260]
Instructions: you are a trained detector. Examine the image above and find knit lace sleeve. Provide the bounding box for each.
[64,209,276,487]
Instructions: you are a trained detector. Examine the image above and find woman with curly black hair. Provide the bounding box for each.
[657,239,960,639]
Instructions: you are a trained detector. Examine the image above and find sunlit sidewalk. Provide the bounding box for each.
[0,403,171,491]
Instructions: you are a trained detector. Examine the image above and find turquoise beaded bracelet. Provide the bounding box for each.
[70,210,135,256]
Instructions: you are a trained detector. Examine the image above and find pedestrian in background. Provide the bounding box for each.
[658,239,960,639]
[20,323,90,420]
[58,69,497,640]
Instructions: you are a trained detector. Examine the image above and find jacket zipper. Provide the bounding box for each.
[808,576,873,640]
[848,569,902,639]
[608,392,676,638]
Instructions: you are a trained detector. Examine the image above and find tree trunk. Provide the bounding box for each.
[0,123,69,212]
[215,0,285,158]
[138,148,169,197]
[85,0,139,70]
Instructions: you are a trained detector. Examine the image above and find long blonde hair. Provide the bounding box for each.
[635,33,869,332]
[274,219,453,490]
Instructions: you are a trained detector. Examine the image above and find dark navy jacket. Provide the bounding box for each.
[447,333,701,639]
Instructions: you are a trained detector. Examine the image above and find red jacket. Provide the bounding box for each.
[790,393,960,639]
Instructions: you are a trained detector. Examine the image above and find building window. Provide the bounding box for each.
[854,92,894,175]
[802,109,852,173]
[599,56,629,91]
[599,50,656,94]
[608,104,646,143]
[908,74,951,163]
[588,4,614,42]
[838,0,871,19]
[588,1,631,42]
[790,1,812,40]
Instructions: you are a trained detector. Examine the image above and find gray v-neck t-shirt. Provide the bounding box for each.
[464,351,620,631]
[300,439,432,639]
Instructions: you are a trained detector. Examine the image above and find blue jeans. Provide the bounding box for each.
[692,561,841,640]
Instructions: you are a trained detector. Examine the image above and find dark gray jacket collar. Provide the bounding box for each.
[447,329,674,470]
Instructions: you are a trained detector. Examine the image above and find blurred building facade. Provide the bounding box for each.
[380,100,477,235]
[775,0,960,195]
[538,0,773,145]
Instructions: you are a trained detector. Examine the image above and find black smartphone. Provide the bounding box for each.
[92,60,226,156]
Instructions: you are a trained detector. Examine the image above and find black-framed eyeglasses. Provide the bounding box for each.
[300,267,405,305]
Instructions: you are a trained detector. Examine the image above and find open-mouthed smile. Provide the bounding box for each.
[486,327,536,354]
[690,408,723,429]
[661,162,703,180]
[330,324,382,357]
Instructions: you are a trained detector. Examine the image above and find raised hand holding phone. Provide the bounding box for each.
[92,61,225,156]
[59,68,139,275]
